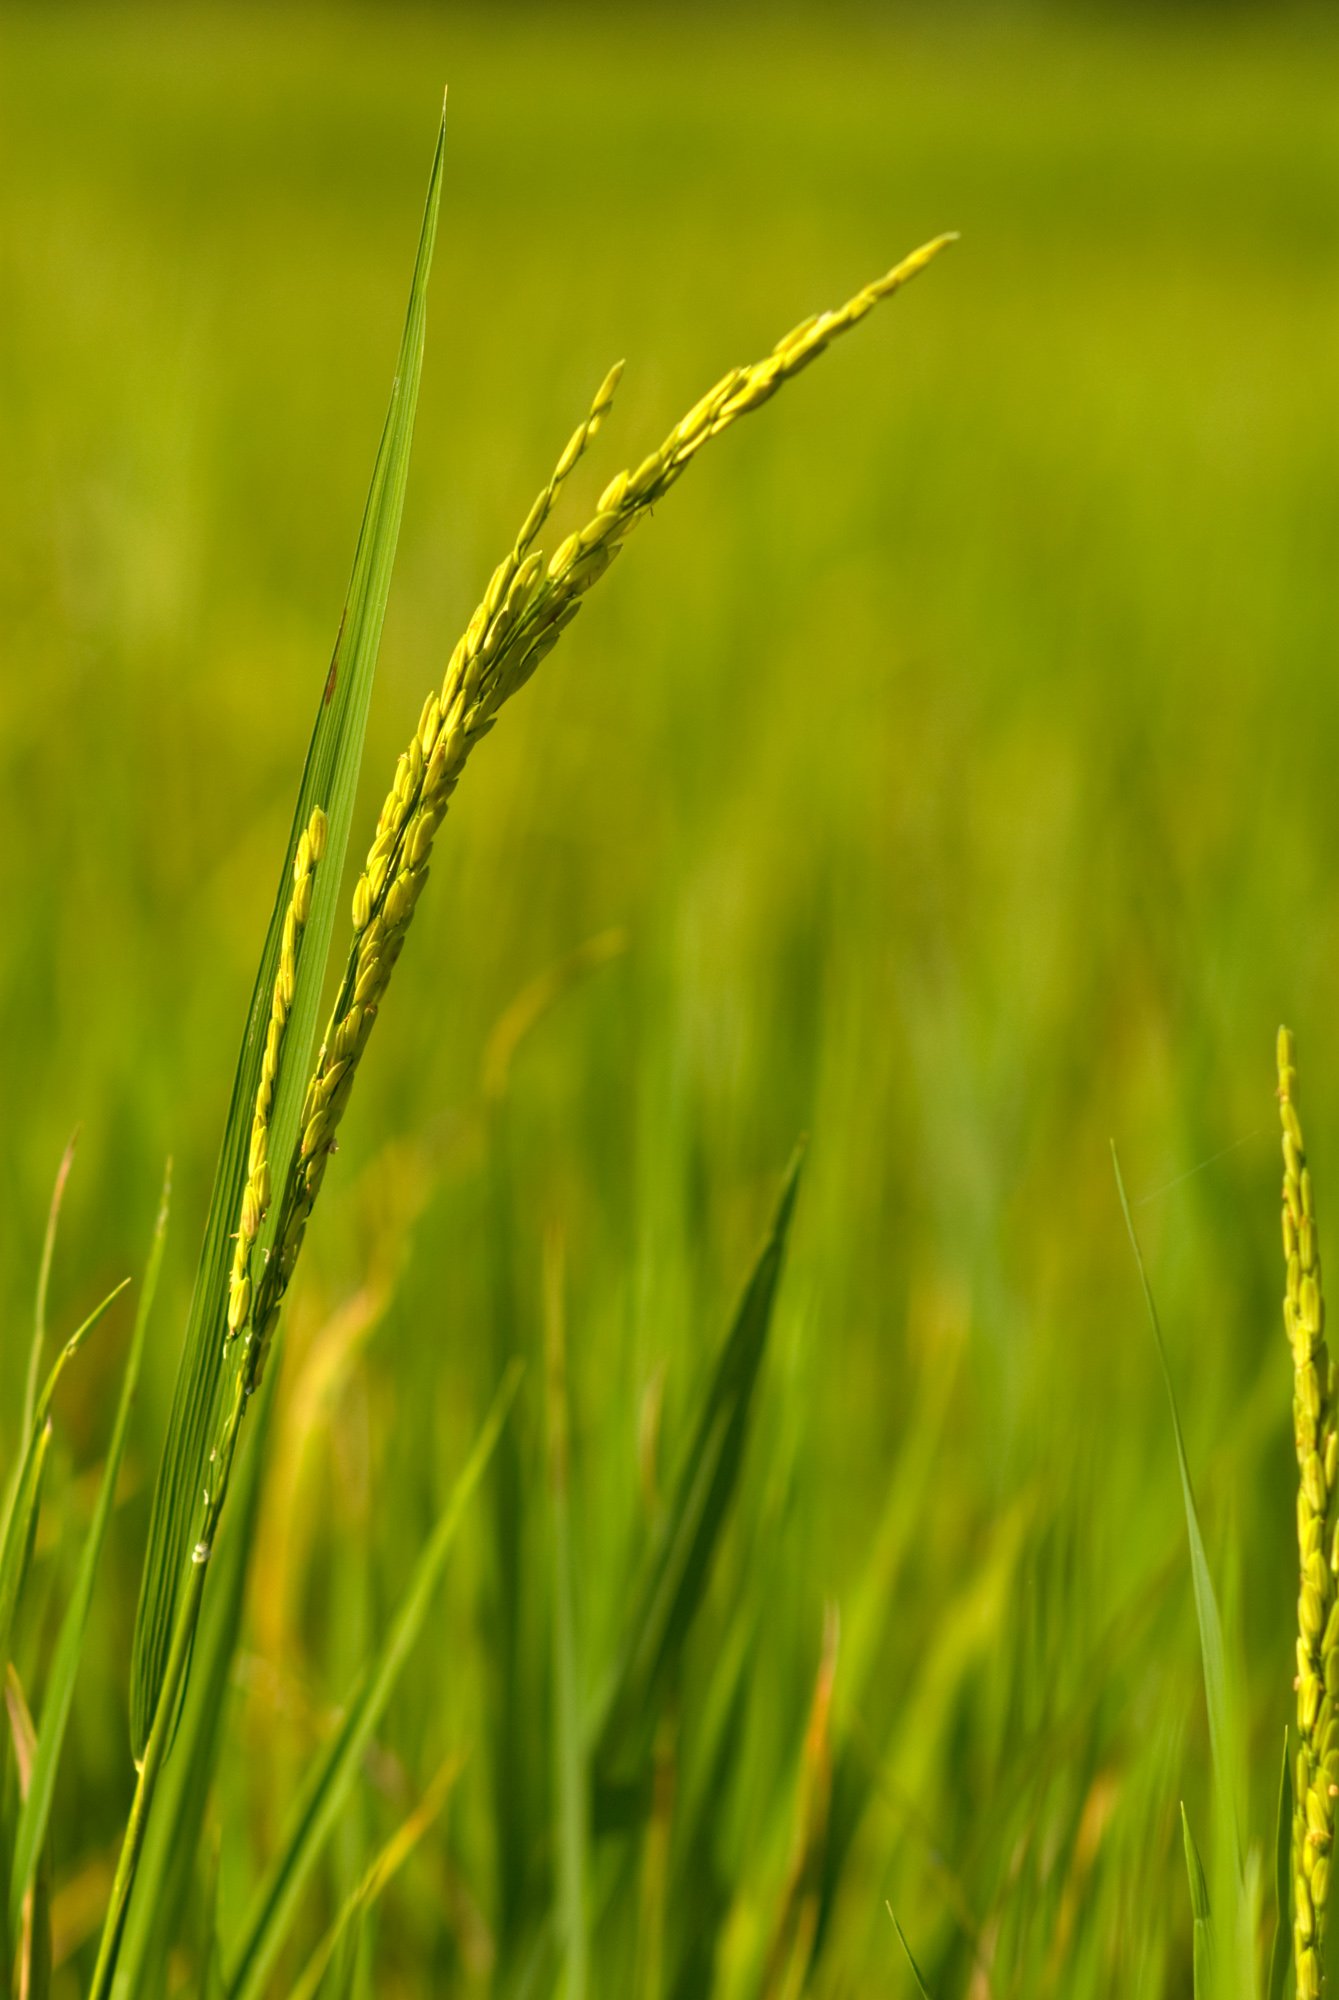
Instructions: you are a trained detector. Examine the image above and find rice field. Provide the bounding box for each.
[2,4,1338,1993]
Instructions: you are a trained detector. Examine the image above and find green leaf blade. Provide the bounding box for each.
[888,1906,934,1998]
[1180,1802,1214,1999]
[545,1234,587,1997]
[223,1359,520,2000]
[8,1165,170,1940]
[1112,1145,1242,1884]
[129,106,447,1761]
[592,1145,804,1806]
[110,1365,280,2000]
[0,1274,128,1678]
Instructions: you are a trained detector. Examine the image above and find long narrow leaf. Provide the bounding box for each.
[286,1756,460,2000]
[129,106,446,1760]
[888,1907,934,1999]
[1112,1144,1243,1882]
[0,1426,51,1687]
[111,1367,279,1999]
[545,1229,587,1996]
[21,1132,77,1451]
[9,1165,171,1937]
[6,1669,52,2000]
[0,1277,129,1675]
[224,1360,520,2000]
[591,1146,804,1809]
[1181,1802,1214,1998]
[1268,1728,1292,2000]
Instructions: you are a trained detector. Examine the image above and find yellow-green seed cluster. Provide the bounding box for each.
[225,806,327,1346]
[1280,1026,1338,1999]
[250,235,952,1378]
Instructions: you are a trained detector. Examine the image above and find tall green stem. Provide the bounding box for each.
[89,1373,247,2000]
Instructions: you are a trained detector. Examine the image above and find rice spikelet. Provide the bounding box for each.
[1279,1025,1337,2000]
[225,806,327,1366]
[251,234,955,1365]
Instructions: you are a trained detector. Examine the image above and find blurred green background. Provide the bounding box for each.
[2,2,1338,1991]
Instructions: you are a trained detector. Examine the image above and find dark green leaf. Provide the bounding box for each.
[591,1146,804,1809]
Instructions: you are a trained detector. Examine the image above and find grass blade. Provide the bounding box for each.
[285,1756,460,2000]
[129,103,447,1760]
[224,1359,521,2000]
[0,1426,52,1688]
[759,1605,839,2000]
[591,1146,804,1810]
[5,1669,52,2000]
[1112,1143,1243,1884]
[1268,1728,1292,2000]
[110,1369,279,2000]
[9,1165,170,1940]
[21,1131,77,1449]
[544,1228,587,1997]
[0,1277,129,1676]
[1181,1802,1214,1998]
[887,1906,934,1998]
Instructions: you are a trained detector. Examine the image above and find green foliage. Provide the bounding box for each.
[111,1368,279,1999]
[1115,1147,1244,1868]
[1181,1804,1214,1999]
[9,1166,170,1940]
[225,1364,518,2000]
[592,1147,804,1811]
[1,7,1337,1995]
[0,1277,129,1678]
[544,1235,588,1998]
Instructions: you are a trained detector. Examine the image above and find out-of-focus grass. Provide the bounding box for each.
[2,3,1338,1991]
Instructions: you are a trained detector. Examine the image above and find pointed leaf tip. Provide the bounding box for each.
[129,107,446,1760]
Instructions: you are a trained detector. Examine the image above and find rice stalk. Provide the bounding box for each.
[251,234,953,1374]
[1278,1026,1337,2000]
[101,202,948,1996]
[760,1604,839,2000]
[225,805,327,1371]
[129,108,446,1767]
[89,814,328,2000]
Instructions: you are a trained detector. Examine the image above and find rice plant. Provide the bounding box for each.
[0,104,953,1997]
[9,21,1329,1993]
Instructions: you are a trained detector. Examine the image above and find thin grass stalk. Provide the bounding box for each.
[96,231,948,1991]
[248,236,953,1375]
[544,1226,588,1997]
[88,1551,209,2000]
[91,1358,266,1997]
[1278,1027,1337,2000]
[89,823,324,1999]
[22,1133,76,1444]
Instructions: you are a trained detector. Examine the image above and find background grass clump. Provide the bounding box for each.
[2,3,1339,1994]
